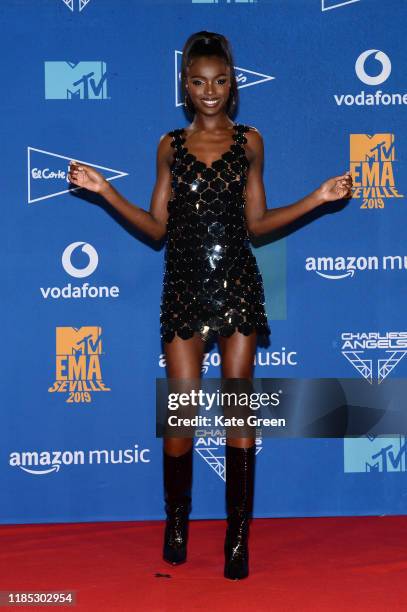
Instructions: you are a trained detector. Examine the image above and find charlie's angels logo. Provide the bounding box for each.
[350,134,404,210]
[194,434,262,481]
[48,326,111,403]
[341,332,407,384]
[174,50,274,107]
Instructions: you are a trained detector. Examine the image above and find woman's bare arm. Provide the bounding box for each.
[243,128,353,237]
[68,133,174,241]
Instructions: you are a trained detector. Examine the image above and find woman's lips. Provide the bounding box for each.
[201,99,220,107]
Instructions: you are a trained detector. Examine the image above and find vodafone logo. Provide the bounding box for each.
[62,242,98,278]
[355,50,391,86]
[39,242,120,300]
[333,49,404,107]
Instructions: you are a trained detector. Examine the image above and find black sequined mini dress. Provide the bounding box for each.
[160,122,271,343]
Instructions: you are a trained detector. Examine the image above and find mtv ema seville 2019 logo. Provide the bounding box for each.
[350,133,404,210]
[48,326,111,404]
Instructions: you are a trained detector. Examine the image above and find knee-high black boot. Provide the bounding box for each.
[163,447,193,565]
[224,444,255,580]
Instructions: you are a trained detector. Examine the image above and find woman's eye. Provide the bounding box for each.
[191,79,227,86]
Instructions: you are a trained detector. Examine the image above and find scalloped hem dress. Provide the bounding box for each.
[160,122,271,344]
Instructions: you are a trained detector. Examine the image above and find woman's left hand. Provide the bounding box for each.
[316,170,353,204]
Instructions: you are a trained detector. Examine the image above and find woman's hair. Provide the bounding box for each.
[180,31,238,118]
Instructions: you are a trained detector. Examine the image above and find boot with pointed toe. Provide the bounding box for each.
[162,447,192,565]
[224,444,255,580]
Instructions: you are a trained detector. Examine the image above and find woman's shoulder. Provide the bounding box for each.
[166,127,185,138]
[237,122,258,131]
[162,128,185,152]
[157,128,184,153]
[238,123,262,135]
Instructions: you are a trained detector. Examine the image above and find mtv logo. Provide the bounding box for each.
[350,134,395,164]
[344,436,407,473]
[56,326,103,356]
[44,61,108,100]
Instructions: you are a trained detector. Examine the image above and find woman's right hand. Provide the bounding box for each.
[67,161,109,194]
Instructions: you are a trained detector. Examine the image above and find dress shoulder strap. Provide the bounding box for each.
[167,128,185,167]
[233,123,251,144]
[168,128,185,152]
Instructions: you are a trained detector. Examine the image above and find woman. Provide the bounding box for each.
[67,31,352,580]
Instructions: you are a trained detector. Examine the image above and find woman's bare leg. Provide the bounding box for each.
[218,330,257,448]
[163,332,206,456]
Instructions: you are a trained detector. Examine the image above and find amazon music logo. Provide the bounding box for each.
[305,255,407,280]
[9,443,150,476]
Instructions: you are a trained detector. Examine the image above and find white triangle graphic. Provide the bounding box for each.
[378,351,407,384]
[234,65,275,91]
[195,448,226,481]
[322,0,360,11]
[195,444,262,482]
[174,50,275,107]
[342,351,373,384]
[27,147,128,204]
[343,348,407,384]
[62,0,92,10]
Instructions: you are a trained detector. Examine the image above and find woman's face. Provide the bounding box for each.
[185,55,231,116]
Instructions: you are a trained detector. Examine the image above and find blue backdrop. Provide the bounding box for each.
[2,0,407,524]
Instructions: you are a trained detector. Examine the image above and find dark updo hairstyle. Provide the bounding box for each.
[180,31,238,118]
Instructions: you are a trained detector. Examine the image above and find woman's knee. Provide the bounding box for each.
[163,437,193,456]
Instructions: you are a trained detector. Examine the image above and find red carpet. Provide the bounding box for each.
[1,516,407,611]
